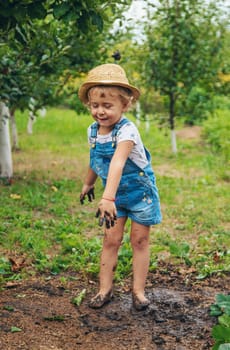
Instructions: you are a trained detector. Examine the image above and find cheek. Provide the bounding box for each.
[90,108,97,117]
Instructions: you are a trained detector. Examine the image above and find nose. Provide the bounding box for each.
[97,106,105,115]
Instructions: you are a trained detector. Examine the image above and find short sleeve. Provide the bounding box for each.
[116,122,139,145]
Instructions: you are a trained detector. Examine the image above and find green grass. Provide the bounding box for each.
[0,107,229,284]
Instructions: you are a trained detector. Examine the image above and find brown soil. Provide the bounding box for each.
[176,126,201,139]
[1,264,230,350]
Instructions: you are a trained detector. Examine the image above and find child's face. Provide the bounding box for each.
[88,87,128,130]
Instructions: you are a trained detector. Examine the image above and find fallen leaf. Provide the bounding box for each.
[213,252,221,263]
[5,281,21,288]
[9,257,26,272]
[10,194,21,199]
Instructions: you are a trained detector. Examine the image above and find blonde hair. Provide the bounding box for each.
[87,85,134,109]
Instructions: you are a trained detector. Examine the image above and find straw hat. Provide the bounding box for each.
[78,63,140,104]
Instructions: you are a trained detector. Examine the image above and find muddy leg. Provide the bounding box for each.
[98,217,126,293]
[130,222,150,304]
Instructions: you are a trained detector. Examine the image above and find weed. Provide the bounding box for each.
[211,294,230,349]
[71,289,86,306]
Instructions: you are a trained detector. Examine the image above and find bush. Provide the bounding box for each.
[213,95,230,110]
[179,86,213,125]
[202,111,230,160]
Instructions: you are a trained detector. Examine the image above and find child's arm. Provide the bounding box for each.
[80,167,98,204]
[98,140,134,220]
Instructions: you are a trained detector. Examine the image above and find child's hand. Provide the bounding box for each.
[80,186,95,204]
[96,199,117,229]
[95,208,117,229]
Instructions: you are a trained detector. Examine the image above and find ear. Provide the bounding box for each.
[122,100,132,112]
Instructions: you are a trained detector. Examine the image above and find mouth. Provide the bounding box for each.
[97,117,108,122]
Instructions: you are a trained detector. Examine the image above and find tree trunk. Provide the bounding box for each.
[0,102,13,179]
[135,101,141,127]
[27,111,36,134]
[171,129,177,154]
[169,92,177,154]
[10,108,19,150]
[145,115,150,132]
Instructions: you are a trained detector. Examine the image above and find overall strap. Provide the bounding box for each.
[89,118,130,148]
[111,118,130,148]
[90,122,98,148]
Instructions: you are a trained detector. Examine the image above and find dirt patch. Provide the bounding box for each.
[176,126,201,140]
[12,150,87,180]
[155,164,186,178]
[1,265,229,350]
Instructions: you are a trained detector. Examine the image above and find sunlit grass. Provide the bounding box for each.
[0,107,229,284]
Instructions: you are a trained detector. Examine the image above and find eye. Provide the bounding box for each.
[90,103,98,108]
[104,104,112,109]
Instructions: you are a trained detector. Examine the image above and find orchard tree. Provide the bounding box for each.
[143,0,226,153]
[0,0,131,106]
[216,28,230,97]
[0,0,109,33]
[0,0,132,179]
[0,102,12,180]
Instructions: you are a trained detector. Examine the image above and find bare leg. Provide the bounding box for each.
[98,216,127,294]
[89,217,127,308]
[130,221,150,303]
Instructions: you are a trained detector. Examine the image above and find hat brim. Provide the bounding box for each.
[78,81,140,104]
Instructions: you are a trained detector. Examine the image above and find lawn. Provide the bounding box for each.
[0,107,229,282]
[1,107,230,350]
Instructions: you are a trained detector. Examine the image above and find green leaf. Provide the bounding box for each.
[211,304,223,316]
[15,25,28,45]
[212,325,230,343]
[27,3,47,20]
[216,295,230,316]
[210,295,230,316]
[43,315,65,321]
[91,13,103,32]
[219,315,230,328]
[71,289,86,306]
[169,241,190,258]
[53,3,70,19]
[11,326,22,333]
[219,344,230,350]
[4,305,14,312]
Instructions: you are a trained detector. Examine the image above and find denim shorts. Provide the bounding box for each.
[115,172,162,226]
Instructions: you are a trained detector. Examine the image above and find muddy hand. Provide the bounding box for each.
[80,187,95,205]
[95,209,117,229]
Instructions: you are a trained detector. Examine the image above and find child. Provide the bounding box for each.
[79,63,162,310]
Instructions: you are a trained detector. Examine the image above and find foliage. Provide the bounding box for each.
[142,0,227,131]
[211,294,230,349]
[202,111,230,161]
[216,27,230,96]
[0,0,132,113]
[211,294,230,317]
[178,86,214,125]
[0,21,66,109]
[0,0,109,33]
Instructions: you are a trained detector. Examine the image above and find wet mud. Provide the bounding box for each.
[1,267,229,350]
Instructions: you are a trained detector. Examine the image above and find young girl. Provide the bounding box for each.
[79,64,162,310]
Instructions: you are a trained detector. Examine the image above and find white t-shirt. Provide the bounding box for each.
[87,117,149,169]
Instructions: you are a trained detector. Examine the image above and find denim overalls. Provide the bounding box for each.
[89,118,162,226]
